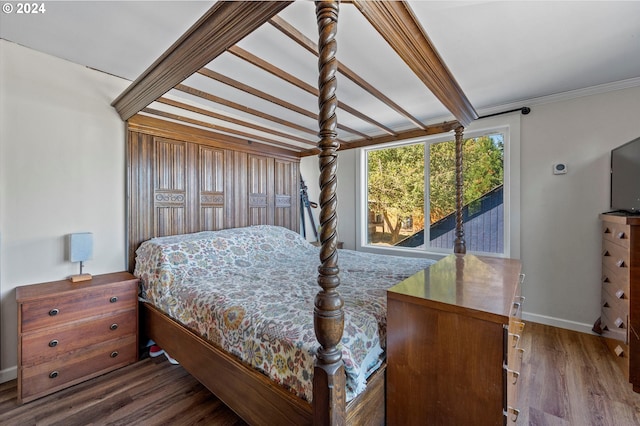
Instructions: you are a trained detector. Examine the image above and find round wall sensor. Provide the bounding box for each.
[553,163,567,175]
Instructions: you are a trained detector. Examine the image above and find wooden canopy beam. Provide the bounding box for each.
[269,15,430,131]
[228,45,397,137]
[197,67,371,141]
[298,120,461,157]
[112,1,292,121]
[156,97,316,146]
[351,0,478,126]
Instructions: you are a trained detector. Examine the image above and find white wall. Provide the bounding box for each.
[301,83,640,333]
[300,149,358,250]
[0,40,129,381]
[520,85,640,330]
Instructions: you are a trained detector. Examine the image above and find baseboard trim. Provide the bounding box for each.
[0,366,17,384]
[522,312,597,335]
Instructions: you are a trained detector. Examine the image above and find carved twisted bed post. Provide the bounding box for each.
[313,1,345,425]
[454,126,467,254]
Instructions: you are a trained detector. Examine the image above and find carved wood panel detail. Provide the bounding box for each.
[199,146,225,231]
[127,120,300,271]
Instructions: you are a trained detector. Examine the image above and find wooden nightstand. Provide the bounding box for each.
[16,271,139,404]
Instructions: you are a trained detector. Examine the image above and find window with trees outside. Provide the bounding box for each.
[365,131,506,255]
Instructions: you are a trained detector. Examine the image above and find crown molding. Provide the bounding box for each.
[476,76,640,118]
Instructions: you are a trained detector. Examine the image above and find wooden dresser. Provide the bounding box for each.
[387,254,524,425]
[16,271,139,403]
[598,213,640,392]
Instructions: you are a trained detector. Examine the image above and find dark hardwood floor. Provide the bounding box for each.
[1,322,638,425]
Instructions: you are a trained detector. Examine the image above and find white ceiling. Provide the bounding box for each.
[2,1,640,147]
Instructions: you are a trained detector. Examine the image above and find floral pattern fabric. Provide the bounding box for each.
[134,225,435,402]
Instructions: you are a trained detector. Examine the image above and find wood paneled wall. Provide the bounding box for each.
[127,115,300,272]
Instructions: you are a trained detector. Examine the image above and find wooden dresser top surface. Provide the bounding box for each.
[600,212,640,225]
[16,271,137,301]
[388,254,522,323]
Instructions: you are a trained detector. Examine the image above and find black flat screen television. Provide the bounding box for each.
[611,136,640,214]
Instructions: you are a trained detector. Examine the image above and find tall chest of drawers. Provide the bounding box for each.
[387,254,524,425]
[16,271,139,403]
[598,213,640,392]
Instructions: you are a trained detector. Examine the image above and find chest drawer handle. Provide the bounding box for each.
[110,323,118,331]
[617,231,626,239]
[615,317,625,328]
[616,259,626,268]
[49,339,59,347]
[49,371,59,379]
[110,351,119,358]
[109,296,118,303]
[616,290,625,299]
[504,407,520,422]
[49,308,59,316]
[509,333,520,347]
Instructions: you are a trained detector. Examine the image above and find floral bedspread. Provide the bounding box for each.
[134,225,435,402]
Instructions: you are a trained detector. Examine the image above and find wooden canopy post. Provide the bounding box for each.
[313,1,346,425]
[454,126,466,254]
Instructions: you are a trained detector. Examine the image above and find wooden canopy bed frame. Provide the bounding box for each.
[113,2,478,425]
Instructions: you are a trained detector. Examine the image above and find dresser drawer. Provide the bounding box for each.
[601,306,627,342]
[602,240,631,274]
[602,275,629,313]
[20,283,137,333]
[21,309,137,366]
[602,221,631,250]
[602,264,630,291]
[19,334,137,402]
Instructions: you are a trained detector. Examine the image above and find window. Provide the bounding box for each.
[358,117,520,258]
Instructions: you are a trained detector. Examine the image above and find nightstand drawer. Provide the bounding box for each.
[21,309,137,366]
[20,334,137,402]
[20,283,137,333]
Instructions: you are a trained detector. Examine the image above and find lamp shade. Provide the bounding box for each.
[68,233,93,263]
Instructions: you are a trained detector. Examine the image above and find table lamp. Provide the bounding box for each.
[68,232,93,282]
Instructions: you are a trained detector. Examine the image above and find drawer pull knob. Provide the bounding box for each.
[503,365,520,385]
[615,317,625,328]
[616,290,625,299]
[603,275,610,283]
[49,340,59,347]
[511,370,520,385]
[519,273,526,284]
[616,259,626,268]
[615,345,625,357]
[110,351,119,358]
[48,308,59,316]
[110,323,118,331]
[516,347,526,359]
[512,320,525,333]
[505,407,520,422]
[509,333,520,347]
[109,296,118,303]
[617,231,626,239]
[49,371,59,379]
